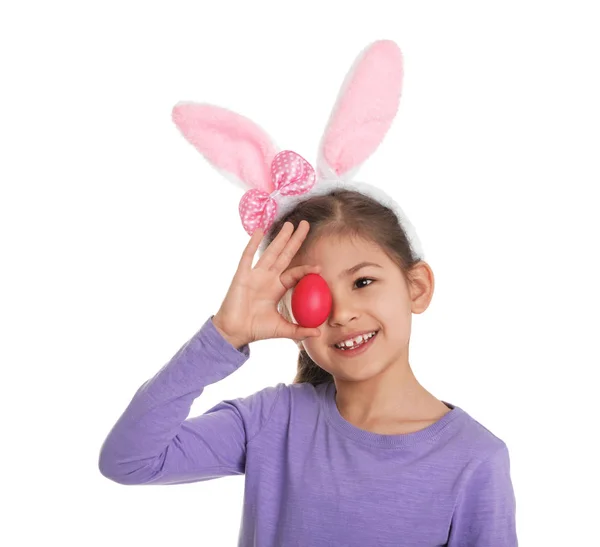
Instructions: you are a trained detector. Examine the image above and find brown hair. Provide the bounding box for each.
[264,189,423,387]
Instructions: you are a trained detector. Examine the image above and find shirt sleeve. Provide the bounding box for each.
[447,443,518,546]
[98,315,282,486]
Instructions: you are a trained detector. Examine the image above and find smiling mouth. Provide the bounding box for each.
[332,330,379,354]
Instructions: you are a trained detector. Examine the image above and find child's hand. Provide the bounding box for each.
[213,220,322,348]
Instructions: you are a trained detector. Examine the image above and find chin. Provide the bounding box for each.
[310,351,389,383]
[332,362,390,383]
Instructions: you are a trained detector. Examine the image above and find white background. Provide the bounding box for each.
[1,1,599,545]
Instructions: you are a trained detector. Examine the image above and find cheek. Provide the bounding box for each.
[369,294,413,345]
[301,337,321,357]
[372,292,409,319]
[300,339,333,371]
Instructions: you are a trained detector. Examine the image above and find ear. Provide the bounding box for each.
[316,39,404,181]
[172,102,280,194]
[409,261,435,314]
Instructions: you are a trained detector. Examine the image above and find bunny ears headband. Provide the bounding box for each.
[171,39,424,260]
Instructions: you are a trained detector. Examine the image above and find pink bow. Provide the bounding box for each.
[238,150,316,235]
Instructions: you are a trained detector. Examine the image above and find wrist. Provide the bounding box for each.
[212,315,248,350]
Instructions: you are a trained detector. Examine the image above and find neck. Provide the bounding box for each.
[333,359,439,424]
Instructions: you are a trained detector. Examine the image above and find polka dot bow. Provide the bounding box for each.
[238,150,316,235]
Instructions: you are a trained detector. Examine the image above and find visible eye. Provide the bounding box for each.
[354,277,374,289]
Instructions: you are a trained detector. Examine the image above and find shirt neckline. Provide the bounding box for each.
[320,380,465,449]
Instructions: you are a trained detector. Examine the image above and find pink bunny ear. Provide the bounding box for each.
[171,102,279,194]
[316,40,403,180]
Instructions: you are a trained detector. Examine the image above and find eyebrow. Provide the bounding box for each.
[339,261,382,279]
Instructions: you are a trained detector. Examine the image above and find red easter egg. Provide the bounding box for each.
[291,273,332,328]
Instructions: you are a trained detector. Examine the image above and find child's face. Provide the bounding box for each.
[284,234,434,383]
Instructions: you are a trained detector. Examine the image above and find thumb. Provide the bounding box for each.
[293,325,321,343]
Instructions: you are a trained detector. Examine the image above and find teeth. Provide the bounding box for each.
[335,331,377,349]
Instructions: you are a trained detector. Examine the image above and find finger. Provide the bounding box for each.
[271,220,311,273]
[291,325,321,342]
[254,221,295,271]
[237,227,264,273]
[275,296,322,341]
[279,263,322,291]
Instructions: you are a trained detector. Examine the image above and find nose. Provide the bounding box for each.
[327,294,360,328]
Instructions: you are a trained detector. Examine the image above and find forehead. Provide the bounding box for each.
[294,234,386,268]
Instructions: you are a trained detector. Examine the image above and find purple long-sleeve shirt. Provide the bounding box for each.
[99,315,518,546]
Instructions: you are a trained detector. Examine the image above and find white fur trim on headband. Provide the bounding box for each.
[257,178,424,261]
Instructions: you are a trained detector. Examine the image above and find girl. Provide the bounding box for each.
[99,40,518,546]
